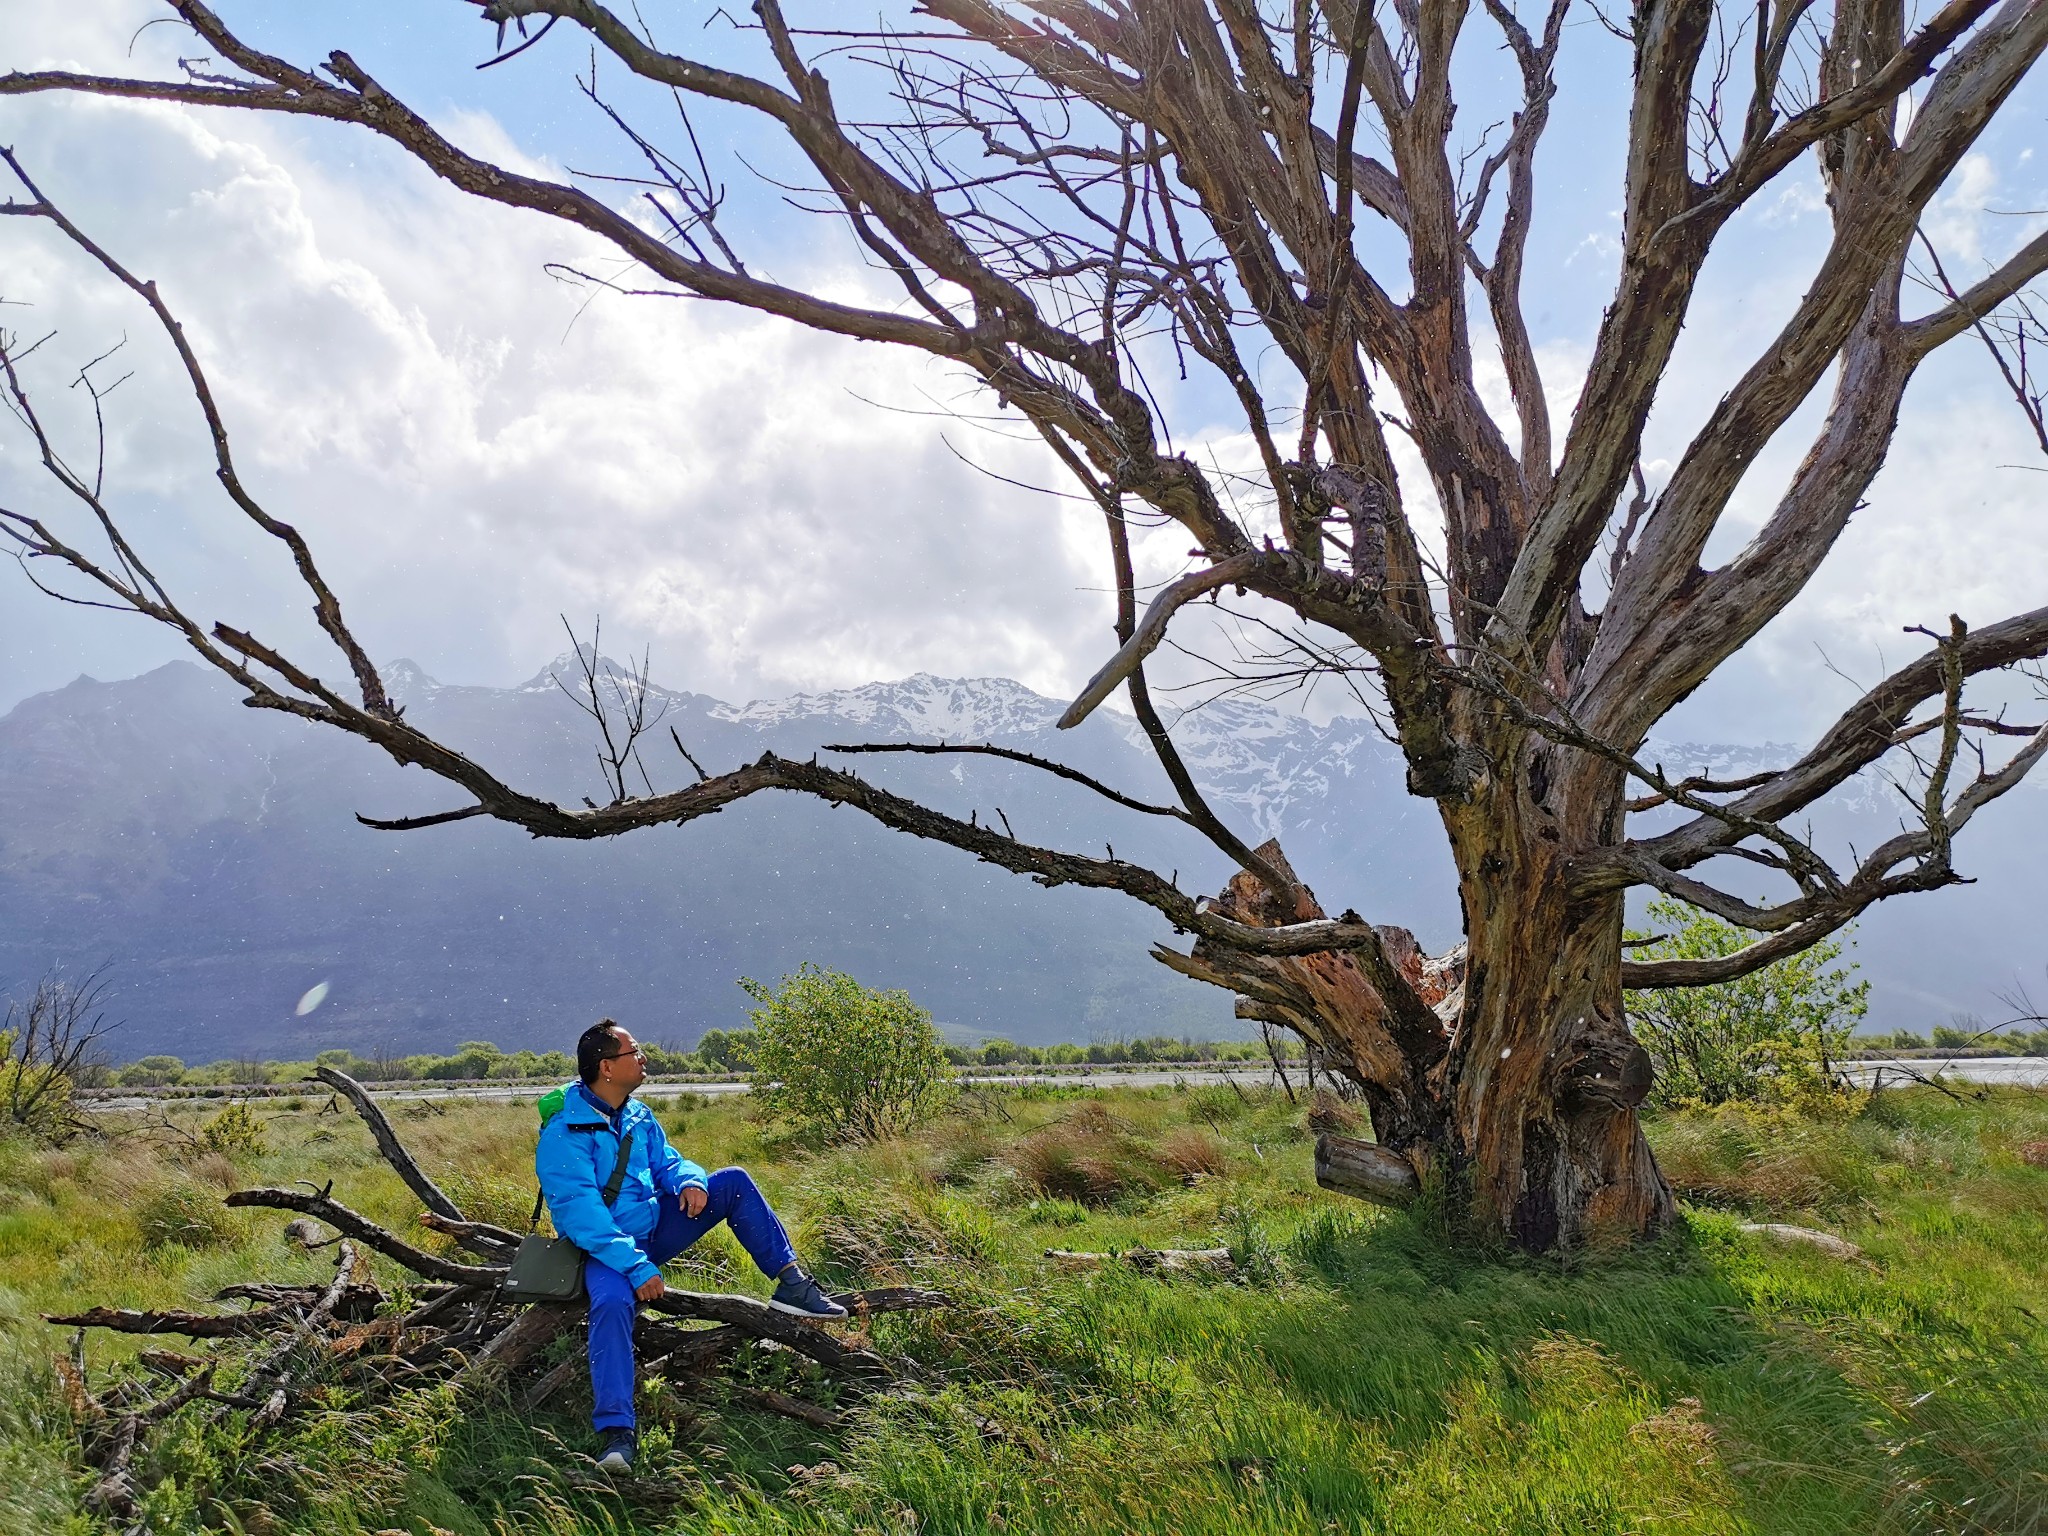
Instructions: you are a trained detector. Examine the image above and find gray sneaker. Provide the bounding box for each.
[768,1270,849,1319]
[595,1428,636,1472]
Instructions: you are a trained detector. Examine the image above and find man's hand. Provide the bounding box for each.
[681,1185,708,1219]
[635,1274,666,1302]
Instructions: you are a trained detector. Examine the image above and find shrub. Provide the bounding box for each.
[1158,1126,1227,1182]
[1625,898,1867,1108]
[136,1182,240,1249]
[197,1102,268,1158]
[740,965,951,1141]
[693,1028,756,1072]
[1007,1102,1168,1204]
[1218,1199,1284,1288]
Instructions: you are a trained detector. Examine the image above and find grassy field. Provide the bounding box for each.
[1,1080,2043,1535]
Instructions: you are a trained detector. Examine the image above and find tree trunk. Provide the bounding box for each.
[1157,747,1673,1252]
[1443,807,1672,1249]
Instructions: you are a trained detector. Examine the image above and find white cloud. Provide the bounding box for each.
[2,0,2043,764]
[0,7,1107,710]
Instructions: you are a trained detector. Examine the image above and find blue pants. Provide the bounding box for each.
[585,1166,798,1433]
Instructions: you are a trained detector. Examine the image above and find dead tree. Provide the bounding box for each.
[44,1069,949,1520]
[5,1,2048,1251]
[1,965,117,1141]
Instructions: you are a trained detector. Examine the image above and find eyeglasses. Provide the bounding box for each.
[602,1046,646,1063]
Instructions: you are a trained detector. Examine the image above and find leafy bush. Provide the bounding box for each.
[1625,899,1867,1108]
[740,965,951,1141]
[693,1028,757,1072]
[197,1102,268,1158]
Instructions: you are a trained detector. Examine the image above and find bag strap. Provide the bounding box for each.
[600,1128,636,1206]
[530,1123,637,1232]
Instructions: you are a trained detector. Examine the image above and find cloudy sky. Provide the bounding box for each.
[3,0,2045,759]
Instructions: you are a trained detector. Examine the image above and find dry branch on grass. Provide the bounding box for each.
[44,1069,950,1517]
[1045,1246,1238,1276]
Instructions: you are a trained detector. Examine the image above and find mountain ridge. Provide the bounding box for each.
[0,659,2038,1058]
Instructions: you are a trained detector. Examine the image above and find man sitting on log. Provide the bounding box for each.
[538,1019,846,1471]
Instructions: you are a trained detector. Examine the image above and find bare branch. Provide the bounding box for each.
[1056,552,1259,729]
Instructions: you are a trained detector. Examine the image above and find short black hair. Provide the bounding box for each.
[577,1019,626,1085]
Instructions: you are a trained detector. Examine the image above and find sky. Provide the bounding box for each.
[2,0,2045,761]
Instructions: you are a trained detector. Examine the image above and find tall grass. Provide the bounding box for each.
[0,1082,2041,1533]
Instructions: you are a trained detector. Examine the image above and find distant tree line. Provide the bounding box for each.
[1856,1024,2048,1057]
[103,1030,1286,1087]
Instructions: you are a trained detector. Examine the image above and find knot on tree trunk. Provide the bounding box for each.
[1558,1034,1654,1111]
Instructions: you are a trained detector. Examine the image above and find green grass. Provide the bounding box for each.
[1,1083,2043,1535]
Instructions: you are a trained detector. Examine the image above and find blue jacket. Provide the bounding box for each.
[535,1084,706,1288]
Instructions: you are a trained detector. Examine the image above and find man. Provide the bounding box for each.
[536,1019,847,1472]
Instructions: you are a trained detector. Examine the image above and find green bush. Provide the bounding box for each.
[197,1102,268,1158]
[694,1028,757,1072]
[740,965,951,1141]
[1625,898,1867,1108]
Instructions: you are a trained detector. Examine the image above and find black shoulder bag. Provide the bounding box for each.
[502,1126,635,1303]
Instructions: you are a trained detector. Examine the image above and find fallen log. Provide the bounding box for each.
[45,1306,282,1339]
[676,1375,844,1430]
[214,1240,368,1426]
[216,1278,383,1320]
[1314,1134,1420,1207]
[643,1288,937,1379]
[1045,1247,1236,1275]
[418,1210,523,1262]
[455,1303,576,1389]
[225,1188,504,1286]
[400,1283,490,1331]
[311,1066,465,1221]
[838,1285,955,1316]
[1738,1223,1866,1261]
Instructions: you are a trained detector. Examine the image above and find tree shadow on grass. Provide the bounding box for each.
[1251,1205,2032,1534]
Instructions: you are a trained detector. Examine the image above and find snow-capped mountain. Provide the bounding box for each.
[0,659,2037,1059]
[709,673,1066,741]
